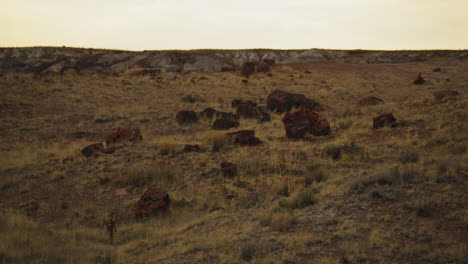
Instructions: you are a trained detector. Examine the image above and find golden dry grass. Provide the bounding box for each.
[0,58,467,263]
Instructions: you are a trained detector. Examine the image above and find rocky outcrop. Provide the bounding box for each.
[105,127,143,147]
[282,110,330,139]
[1,47,466,75]
[135,187,170,219]
[267,90,322,113]
[176,110,199,125]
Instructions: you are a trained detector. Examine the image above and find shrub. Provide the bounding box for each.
[270,212,295,232]
[240,242,256,261]
[278,189,315,209]
[304,168,327,187]
[117,163,177,189]
[201,131,231,152]
[155,139,178,155]
[399,151,419,163]
[181,94,206,103]
[271,178,290,197]
[323,141,362,160]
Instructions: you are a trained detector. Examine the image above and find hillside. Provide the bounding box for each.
[1,47,468,74]
[0,51,467,264]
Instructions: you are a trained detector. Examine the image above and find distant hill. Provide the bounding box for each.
[0,47,467,74]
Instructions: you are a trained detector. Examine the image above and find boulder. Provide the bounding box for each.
[256,62,270,73]
[212,119,240,130]
[373,113,397,129]
[184,144,201,152]
[413,72,425,85]
[227,130,262,146]
[81,143,104,158]
[176,110,199,125]
[267,90,322,113]
[199,107,217,119]
[433,67,441,72]
[221,162,237,177]
[106,127,143,147]
[282,109,331,139]
[135,187,170,219]
[261,58,276,66]
[358,96,384,106]
[236,101,261,119]
[240,62,256,78]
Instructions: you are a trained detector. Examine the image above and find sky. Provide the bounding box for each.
[1,0,467,51]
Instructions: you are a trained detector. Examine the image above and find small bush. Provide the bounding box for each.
[240,242,256,261]
[181,94,206,103]
[270,212,295,232]
[323,141,362,160]
[118,163,177,189]
[323,145,341,160]
[399,151,419,163]
[304,169,327,186]
[271,178,290,197]
[258,212,271,227]
[201,131,231,151]
[279,189,315,209]
[155,139,178,155]
[337,120,353,131]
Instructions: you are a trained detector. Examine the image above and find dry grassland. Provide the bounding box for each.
[0,58,467,263]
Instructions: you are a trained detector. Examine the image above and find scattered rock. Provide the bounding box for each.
[413,72,426,85]
[241,62,256,78]
[373,113,397,129]
[81,143,104,158]
[199,107,238,121]
[282,109,330,139]
[135,187,170,219]
[212,119,240,130]
[176,110,199,125]
[236,101,261,118]
[105,127,143,146]
[267,90,322,113]
[227,130,262,146]
[184,144,201,152]
[358,96,384,106]
[221,162,238,177]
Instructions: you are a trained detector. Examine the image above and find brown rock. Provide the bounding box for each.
[212,119,240,130]
[221,162,237,177]
[261,58,276,66]
[413,72,426,85]
[267,89,322,113]
[135,187,170,219]
[184,144,201,152]
[81,143,104,158]
[433,67,441,72]
[105,127,143,147]
[282,109,331,139]
[241,62,256,78]
[176,110,199,125]
[373,113,397,129]
[227,130,262,146]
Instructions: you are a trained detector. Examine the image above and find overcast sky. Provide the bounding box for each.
[1,0,467,50]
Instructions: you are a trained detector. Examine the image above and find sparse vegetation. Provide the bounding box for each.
[0,56,466,263]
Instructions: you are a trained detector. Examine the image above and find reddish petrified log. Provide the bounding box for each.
[282,109,330,139]
[105,127,142,147]
[135,187,170,219]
